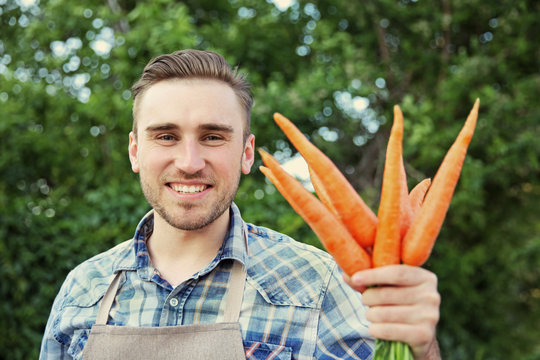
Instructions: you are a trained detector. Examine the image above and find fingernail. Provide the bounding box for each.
[351,273,363,285]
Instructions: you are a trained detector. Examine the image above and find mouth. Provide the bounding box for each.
[167,183,210,194]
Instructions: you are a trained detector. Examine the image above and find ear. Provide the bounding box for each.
[241,134,255,175]
[128,131,140,173]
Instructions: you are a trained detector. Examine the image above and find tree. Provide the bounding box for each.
[1,0,538,358]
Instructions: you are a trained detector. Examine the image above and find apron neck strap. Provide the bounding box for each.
[96,272,123,325]
[95,263,246,325]
[222,260,246,323]
[95,221,249,325]
[222,220,249,322]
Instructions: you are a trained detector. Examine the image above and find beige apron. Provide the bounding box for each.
[83,251,247,359]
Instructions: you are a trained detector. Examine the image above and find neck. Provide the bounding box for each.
[147,210,230,287]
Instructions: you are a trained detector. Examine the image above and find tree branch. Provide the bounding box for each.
[439,0,452,81]
[106,0,130,33]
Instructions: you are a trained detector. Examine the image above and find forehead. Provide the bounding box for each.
[136,78,245,133]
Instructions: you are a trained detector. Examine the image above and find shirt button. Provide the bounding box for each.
[169,298,179,307]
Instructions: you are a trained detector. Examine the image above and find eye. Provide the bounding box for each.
[156,134,177,143]
[202,133,227,145]
[158,134,175,140]
[204,134,222,141]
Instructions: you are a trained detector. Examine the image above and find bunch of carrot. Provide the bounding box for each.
[259,99,479,358]
[259,99,479,274]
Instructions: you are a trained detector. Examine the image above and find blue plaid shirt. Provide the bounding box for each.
[40,203,374,359]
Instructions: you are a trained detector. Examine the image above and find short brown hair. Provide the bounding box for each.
[131,49,253,140]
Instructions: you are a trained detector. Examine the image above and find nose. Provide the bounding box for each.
[173,139,206,174]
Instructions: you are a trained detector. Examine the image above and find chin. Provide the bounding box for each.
[158,204,228,231]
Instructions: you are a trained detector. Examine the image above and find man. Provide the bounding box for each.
[40,49,440,359]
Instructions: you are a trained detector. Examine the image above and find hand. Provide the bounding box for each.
[343,265,441,360]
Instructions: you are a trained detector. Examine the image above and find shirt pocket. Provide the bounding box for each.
[244,341,292,360]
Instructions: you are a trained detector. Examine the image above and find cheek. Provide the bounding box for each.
[138,148,170,174]
[213,151,243,180]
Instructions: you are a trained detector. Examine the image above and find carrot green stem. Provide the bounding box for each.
[373,339,414,360]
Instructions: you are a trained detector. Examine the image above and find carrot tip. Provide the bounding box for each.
[472,98,480,113]
[273,112,285,120]
[257,147,270,158]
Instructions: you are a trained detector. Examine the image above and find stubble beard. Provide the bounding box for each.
[139,170,241,231]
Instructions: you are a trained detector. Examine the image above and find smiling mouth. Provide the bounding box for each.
[168,183,209,194]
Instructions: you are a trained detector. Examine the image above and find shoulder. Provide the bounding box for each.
[58,239,134,308]
[245,223,338,308]
[43,240,134,352]
[246,223,334,267]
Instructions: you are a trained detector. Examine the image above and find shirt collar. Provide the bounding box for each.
[220,202,249,265]
[113,202,248,277]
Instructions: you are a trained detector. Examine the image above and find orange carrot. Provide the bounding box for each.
[258,149,372,275]
[399,148,413,239]
[373,105,405,267]
[408,178,432,218]
[273,113,377,248]
[402,99,480,266]
[308,166,339,217]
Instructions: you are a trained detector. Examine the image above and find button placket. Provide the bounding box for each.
[160,280,197,326]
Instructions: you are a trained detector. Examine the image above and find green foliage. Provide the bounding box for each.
[1,0,539,359]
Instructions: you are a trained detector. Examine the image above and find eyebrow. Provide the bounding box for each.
[145,123,179,133]
[144,122,235,134]
[199,123,234,133]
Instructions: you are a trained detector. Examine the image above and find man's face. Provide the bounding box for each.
[129,78,255,231]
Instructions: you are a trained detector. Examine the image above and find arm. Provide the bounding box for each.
[315,263,374,359]
[343,265,441,360]
[40,313,72,359]
[39,279,72,360]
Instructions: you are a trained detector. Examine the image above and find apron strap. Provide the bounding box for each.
[96,271,123,325]
[222,260,247,323]
[96,263,246,325]
[94,221,250,326]
[222,221,249,323]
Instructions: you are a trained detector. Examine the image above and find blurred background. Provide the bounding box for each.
[1,0,539,358]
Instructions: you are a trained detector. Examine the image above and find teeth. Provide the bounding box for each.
[171,184,207,194]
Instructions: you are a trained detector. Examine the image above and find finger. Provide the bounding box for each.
[342,273,367,293]
[366,305,439,325]
[351,265,438,288]
[368,323,437,359]
[362,282,441,308]
[369,323,434,344]
[362,286,423,306]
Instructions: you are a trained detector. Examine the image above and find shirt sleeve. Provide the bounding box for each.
[315,264,375,359]
[39,273,73,359]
